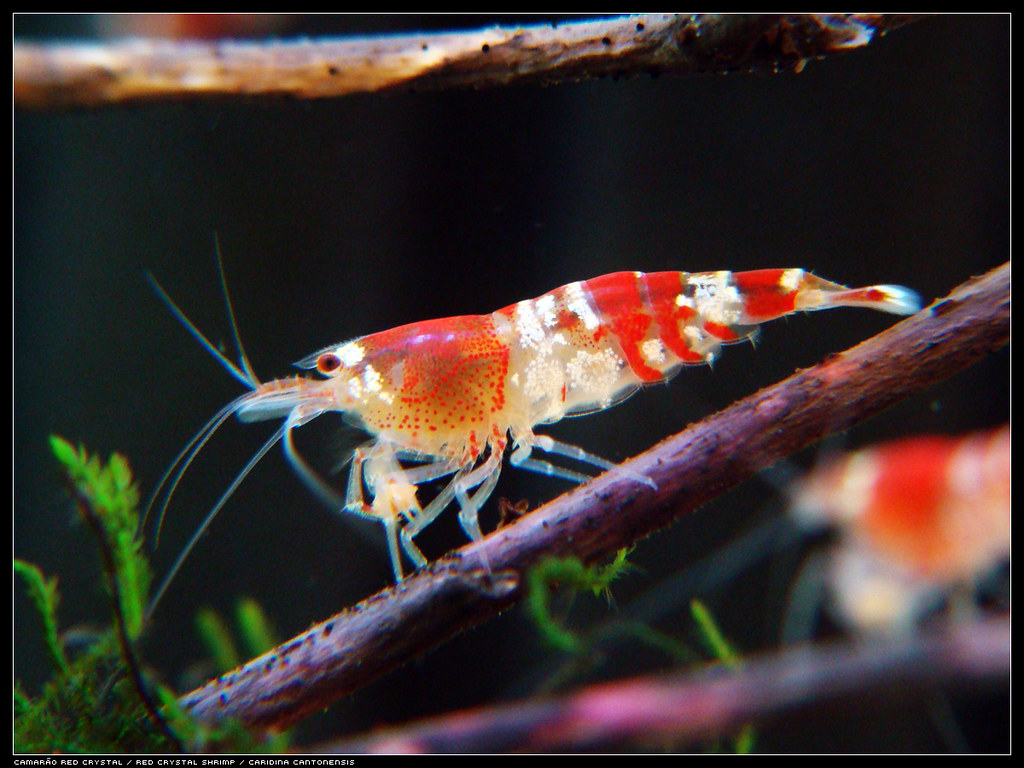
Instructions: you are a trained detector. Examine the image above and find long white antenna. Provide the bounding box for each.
[213,232,260,387]
[145,270,253,389]
[145,424,287,621]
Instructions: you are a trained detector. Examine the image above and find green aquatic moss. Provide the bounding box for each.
[191,598,290,752]
[690,599,756,753]
[525,549,636,652]
[48,435,150,639]
[195,596,279,674]
[690,598,741,669]
[15,438,173,752]
[13,558,69,678]
[234,597,278,662]
[526,549,693,661]
[15,436,284,754]
[195,606,242,674]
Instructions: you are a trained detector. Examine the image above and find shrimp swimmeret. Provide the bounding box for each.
[145,265,921,614]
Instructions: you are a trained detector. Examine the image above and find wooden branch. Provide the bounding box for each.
[176,262,1009,731]
[314,616,1009,753]
[14,14,924,110]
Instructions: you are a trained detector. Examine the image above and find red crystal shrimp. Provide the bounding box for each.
[145,265,920,616]
[789,426,1010,635]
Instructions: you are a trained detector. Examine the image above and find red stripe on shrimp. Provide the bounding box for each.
[584,272,663,382]
[641,271,704,364]
[732,269,798,321]
[702,320,740,341]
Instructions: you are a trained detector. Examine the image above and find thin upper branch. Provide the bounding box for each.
[315,616,1009,753]
[14,14,923,109]
[177,262,1009,731]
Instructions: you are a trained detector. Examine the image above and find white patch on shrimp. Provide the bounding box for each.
[833,453,878,523]
[523,355,564,401]
[514,297,571,403]
[683,325,719,360]
[641,338,666,365]
[564,281,601,331]
[687,272,742,326]
[565,348,624,399]
[363,365,383,393]
[535,294,559,327]
[338,341,365,367]
[684,325,706,346]
[513,300,546,348]
[779,269,805,292]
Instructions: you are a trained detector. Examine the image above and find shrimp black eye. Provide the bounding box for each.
[317,353,341,374]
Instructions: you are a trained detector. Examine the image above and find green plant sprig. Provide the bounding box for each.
[49,435,151,638]
[15,437,296,754]
[14,558,70,677]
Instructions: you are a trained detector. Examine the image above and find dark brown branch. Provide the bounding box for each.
[14,14,924,110]
[314,616,1009,753]
[177,262,1008,731]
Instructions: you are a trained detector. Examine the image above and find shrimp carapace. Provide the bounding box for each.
[147,266,921,611]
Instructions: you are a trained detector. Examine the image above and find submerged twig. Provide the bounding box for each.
[177,262,1008,731]
[315,616,1009,753]
[14,14,923,109]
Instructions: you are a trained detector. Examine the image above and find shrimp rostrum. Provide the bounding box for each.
[147,266,920,608]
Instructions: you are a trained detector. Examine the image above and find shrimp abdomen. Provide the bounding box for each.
[497,269,920,426]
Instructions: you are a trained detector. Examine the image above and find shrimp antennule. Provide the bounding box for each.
[145,393,252,545]
[145,424,287,620]
[144,244,274,619]
[143,282,254,538]
[145,248,342,619]
[143,237,262,536]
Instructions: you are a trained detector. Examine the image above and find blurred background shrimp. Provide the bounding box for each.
[788,426,1010,637]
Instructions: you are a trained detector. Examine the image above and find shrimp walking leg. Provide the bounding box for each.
[393,456,464,486]
[510,434,658,489]
[344,444,413,522]
[452,446,506,542]
[284,432,426,570]
[345,441,470,576]
[395,445,506,557]
[343,444,409,580]
[399,473,461,567]
[346,443,463,521]
[509,442,595,485]
[537,435,658,490]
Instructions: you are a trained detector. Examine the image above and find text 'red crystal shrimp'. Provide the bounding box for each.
[145,266,921,615]
[790,426,1010,634]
